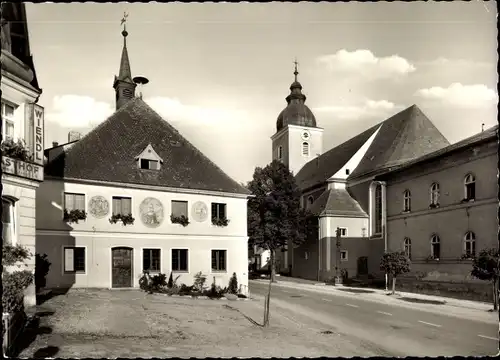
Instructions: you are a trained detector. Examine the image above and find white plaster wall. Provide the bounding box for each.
[287,125,323,176]
[36,179,248,237]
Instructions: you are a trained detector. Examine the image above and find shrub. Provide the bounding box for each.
[2,270,34,313]
[3,244,32,266]
[205,277,227,299]
[167,272,174,288]
[35,253,51,292]
[193,271,208,292]
[228,272,238,294]
[151,273,167,290]
[179,284,194,295]
[139,272,152,293]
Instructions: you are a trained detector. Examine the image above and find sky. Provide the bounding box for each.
[26,2,498,183]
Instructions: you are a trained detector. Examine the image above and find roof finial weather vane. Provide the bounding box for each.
[293,58,299,82]
[121,12,129,36]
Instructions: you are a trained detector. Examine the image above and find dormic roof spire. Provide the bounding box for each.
[117,12,132,81]
[114,11,136,110]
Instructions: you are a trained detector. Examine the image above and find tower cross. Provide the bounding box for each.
[121,12,129,32]
[293,58,299,82]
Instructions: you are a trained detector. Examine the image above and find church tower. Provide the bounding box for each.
[271,61,323,176]
[113,14,136,110]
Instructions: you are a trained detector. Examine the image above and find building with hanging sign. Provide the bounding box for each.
[1,2,44,307]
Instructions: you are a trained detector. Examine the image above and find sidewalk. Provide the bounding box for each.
[250,277,497,323]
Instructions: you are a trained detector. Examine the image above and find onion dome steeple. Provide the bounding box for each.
[276,59,317,132]
[113,12,136,110]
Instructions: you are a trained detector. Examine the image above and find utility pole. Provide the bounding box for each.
[335,227,342,286]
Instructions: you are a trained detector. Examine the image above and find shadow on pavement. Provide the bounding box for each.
[33,346,60,358]
[336,288,375,294]
[7,313,56,358]
[222,304,265,327]
[36,287,71,306]
[398,296,446,305]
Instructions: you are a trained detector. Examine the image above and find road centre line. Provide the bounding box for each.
[418,320,441,328]
[322,298,332,302]
[345,303,359,308]
[376,311,393,316]
[478,334,497,341]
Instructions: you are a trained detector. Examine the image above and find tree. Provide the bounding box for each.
[247,160,312,283]
[247,160,313,327]
[471,248,499,310]
[379,251,411,295]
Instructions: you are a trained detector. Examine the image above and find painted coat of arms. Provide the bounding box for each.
[140,197,164,227]
[192,201,208,222]
[88,196,109,218]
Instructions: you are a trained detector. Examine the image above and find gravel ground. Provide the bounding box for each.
[18,289,379,358]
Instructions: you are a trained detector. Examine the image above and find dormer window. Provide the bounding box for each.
[135,144,163,171]
[140,159,159,170]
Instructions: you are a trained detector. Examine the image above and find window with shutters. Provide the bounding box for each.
[1,100,16,141]
[143,249,161,272]
[171,249,188,272]
[64,193,86,212]
[112,196,132,216]
[2,198,16,246]
[64,247,86,273]
[211,250,227,272]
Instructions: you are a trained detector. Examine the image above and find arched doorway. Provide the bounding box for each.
[111,247,133,288]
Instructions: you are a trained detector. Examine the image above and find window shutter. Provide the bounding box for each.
[75,194,85,211]
[122,198,131,215]
[211,203,217,219]
[172,249,179,271]
[65,193,75,211]
[65,248,74,272]
[211,250,217,270]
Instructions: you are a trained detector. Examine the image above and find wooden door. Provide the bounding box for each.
[357,256,368,276]
[112,247,133,288]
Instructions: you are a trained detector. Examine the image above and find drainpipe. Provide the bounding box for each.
[374,180,389,292]
[317,217,321,282]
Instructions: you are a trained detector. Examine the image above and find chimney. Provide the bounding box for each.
[68,131,82,142]
[52,141,59,147]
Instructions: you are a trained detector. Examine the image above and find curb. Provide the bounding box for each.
[251,279,493,311]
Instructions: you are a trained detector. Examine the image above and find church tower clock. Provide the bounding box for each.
[271,61,323,176]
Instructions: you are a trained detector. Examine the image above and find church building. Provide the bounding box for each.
[36,23,250,294]
[271,64,496,292]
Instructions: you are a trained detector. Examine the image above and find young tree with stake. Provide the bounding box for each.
[247,160,313,326]
[470,248,499,311]
[379,251,411,295]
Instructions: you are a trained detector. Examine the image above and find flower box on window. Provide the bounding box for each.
[212,217,230,227]
[425,255,439,262]
[170,215,190,227]
[109,213,135,226]
[1,139,33,163]
[429,203,440,209]
[460,253,475,261]
[63,209,87,224]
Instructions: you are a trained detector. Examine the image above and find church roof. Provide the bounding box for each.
[348,105,450,180]
[295,105,450,191]
[45,98,250,195]
[309,188,368,218]
[276,66,317,132]
[375,124,498,179]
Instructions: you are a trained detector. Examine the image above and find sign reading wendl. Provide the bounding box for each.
[33,104,44,165]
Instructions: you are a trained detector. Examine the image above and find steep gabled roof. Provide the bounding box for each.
[295,125,378,191]
[375,125,498,179]
[45,98,250,195]
[348,105,450,180]
[309,188,368,218]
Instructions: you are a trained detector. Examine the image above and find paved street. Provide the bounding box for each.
[250,280,498,357]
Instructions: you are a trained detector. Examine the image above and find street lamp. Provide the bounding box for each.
[335,227,342,286]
